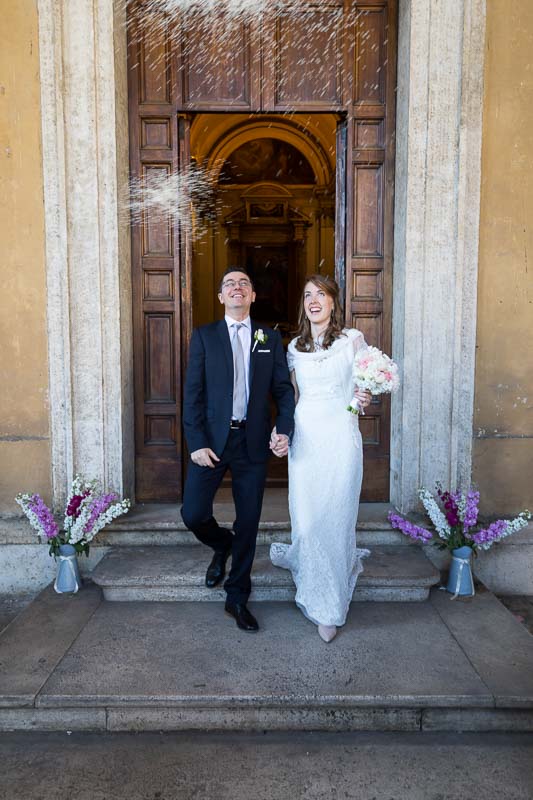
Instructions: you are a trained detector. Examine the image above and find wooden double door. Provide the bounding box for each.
[128,0,397,503]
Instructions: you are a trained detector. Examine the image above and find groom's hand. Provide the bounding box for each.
[191,448,220,468]
[270,428,289,458]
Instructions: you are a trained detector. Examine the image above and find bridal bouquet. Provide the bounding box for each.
[388,485,531,553]
[348,346,400,415]
[16,476,131,557]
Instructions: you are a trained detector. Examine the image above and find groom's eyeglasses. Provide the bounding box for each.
[221,279,252,289]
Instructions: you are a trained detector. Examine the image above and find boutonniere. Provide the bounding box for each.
[252,329,268,352]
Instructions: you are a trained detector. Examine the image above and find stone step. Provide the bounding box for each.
[96,501,410,547]
[105,501,396,533]
[95,527,410,548]
[90,544,440,602]
[2,586,533,733]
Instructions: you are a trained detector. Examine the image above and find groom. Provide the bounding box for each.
[181,267,295,632]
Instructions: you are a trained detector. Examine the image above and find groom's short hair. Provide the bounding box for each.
[219,266,254,292]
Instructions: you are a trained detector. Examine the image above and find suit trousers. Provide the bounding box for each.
[180,428,268,603]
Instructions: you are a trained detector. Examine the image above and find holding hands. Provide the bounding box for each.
[270,427,289,458]
[191,434,290,467]
[191,432,290,466]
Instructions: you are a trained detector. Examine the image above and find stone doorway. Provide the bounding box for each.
[127,2,397,502]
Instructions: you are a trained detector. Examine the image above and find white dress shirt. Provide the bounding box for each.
[225,315,251,417]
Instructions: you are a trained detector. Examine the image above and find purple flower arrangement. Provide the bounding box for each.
[16,476,130,557]
[388,485,530,553]
[387,514,433,544]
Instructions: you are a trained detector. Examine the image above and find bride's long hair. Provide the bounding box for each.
[294,274,346,352]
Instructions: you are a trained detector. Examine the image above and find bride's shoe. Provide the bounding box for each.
[318,624,337,643]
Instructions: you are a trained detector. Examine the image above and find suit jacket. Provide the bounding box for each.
[183,319,295,462]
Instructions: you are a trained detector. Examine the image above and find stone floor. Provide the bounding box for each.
[1,583,533,733]
[11,591,533,637]
[0,594,34,635]
[1,730,533,800]
[499,595,533,636]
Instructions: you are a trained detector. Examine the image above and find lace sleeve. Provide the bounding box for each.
[350,329,368,356]
[287,352,294,372]
[287,340,297,372]
[350,329,368,385]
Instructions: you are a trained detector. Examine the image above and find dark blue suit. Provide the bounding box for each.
[181,319,295,602]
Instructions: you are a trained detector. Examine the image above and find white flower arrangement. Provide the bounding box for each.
[67,496,131,546]
[348,346,400,415]
[418,487,451,540]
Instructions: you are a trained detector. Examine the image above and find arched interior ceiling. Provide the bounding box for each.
[218,138,316,185]
[190,114,338,187]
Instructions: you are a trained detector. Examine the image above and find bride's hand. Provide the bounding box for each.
[354,389,372,410]
[270,427,289,458]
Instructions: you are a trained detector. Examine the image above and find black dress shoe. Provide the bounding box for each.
[205,548,231,588]
[224,601,259,632]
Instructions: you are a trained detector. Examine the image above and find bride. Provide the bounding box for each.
[270,274,371,643]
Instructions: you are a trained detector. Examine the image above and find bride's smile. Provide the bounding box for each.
[303,283,334,333]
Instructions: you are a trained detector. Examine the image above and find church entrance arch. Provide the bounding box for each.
[191,115,336,486]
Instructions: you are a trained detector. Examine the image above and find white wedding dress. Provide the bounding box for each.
[270,328,370,627]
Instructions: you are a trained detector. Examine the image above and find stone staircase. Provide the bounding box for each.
[91,497,440,603]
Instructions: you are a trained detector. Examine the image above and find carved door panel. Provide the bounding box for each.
[175,14,261,110]
[128,5,191,501]
[261,2,345,111]
[343,2,396,500]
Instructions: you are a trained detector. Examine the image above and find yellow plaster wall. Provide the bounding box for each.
[0,1,51,511]
[473,0,533,514]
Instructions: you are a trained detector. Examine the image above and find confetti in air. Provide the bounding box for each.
[144,0,269,16]
[125,0,379,99]
[128,164,222,240]
[126,0,363,53]
[124,0,386,231]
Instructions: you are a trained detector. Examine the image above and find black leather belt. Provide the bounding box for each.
[230,420,246,429]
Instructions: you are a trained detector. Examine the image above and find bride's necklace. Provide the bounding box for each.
[312,332,326,351]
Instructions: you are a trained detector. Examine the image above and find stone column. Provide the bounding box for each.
[38,0,133,509]
[391,0,486,511]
